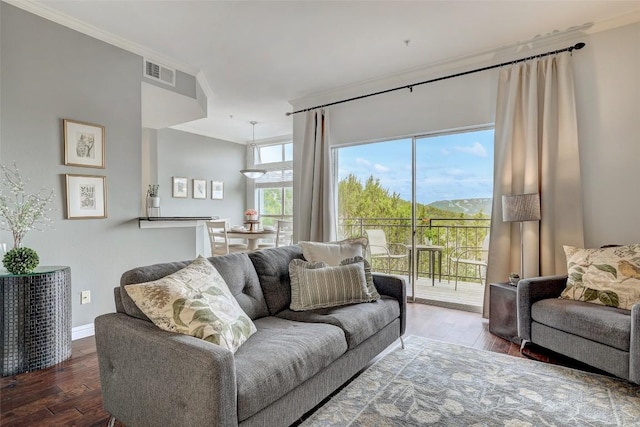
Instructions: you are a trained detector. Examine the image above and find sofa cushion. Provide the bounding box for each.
[560,244,640,310]
[120,252,269,321]
[531,298,631,351]
[248,245,305,315]
[289,259,375,311]
[234,316,347,421]
[124,256,257,352]
[276,296,400,349]
[299,238,368,266]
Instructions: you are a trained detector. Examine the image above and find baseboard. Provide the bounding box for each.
[72,323,95,340]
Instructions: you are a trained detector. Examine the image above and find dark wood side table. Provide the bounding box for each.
[489,282,521,344]
[1,266,72,376]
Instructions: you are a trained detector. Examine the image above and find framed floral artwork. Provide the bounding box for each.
[193,179,207,199]
[63,119,105,168]
[65,174,107,219]
[211,181,224,200]
[172,176,188,198]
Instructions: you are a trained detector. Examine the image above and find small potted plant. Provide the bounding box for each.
[147,184,160,207]
[244,209,258,221]
[509,272,520,286]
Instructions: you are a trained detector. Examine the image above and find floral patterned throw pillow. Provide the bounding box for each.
[124,256,256,352]
[560,245,640,310]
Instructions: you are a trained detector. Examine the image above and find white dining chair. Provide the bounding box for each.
[206,220,248,255]
[275,220,293,247]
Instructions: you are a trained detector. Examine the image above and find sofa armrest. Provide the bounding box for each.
[631,303,640,384]
[373,273,407,335]
[95,313,238,427]
[516,275,568,341]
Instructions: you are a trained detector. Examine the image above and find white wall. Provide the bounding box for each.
[293,22,640,247]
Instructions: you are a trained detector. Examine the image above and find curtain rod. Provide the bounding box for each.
[286,42,586,116]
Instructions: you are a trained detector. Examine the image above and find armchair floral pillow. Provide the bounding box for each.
[560,244,640,310]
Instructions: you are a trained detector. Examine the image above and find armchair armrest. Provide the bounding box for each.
[516,275,568,341]
[631,303,640,384]
[373,273,407,335]
[95,313,238,427]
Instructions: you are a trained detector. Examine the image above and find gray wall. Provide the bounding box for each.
[155,128,246,225]
[0,4,204,327]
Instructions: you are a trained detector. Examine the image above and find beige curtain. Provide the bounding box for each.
[484,52,584,316]
[297,109,336,242]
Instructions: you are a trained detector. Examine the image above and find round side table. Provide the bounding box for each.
[1,266,72,376]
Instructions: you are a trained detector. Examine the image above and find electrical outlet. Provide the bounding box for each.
[80,290,91,304]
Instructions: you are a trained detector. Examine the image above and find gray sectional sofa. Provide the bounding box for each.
[517,275,639,384]
[95,245,406,427]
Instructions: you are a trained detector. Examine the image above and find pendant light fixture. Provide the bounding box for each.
[240,121,267,179]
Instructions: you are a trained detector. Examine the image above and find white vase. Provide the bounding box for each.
[148,196,160,208]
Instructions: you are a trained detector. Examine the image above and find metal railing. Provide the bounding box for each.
[338,217,491,283]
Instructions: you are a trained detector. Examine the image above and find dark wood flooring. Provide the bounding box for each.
[0,303,565,427]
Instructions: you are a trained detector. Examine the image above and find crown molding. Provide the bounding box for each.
[4,0,199,76]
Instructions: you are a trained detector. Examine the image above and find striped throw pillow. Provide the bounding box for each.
[289,259,375,311]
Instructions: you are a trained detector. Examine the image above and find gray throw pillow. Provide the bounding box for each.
[340,256,380,301]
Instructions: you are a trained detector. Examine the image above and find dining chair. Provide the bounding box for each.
[206,220,248,255]
[364,229,408,274]
[449,233,490,290]
[275,220,293,247]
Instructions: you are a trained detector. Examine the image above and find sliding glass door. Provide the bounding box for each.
[335,127,494,310]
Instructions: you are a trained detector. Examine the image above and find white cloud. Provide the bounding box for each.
[374,164,390,173]
[440,148,451,156]
[454,141,487,158]
[355,157,371,166]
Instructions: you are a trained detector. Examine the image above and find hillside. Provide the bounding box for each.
[428,198,492,216]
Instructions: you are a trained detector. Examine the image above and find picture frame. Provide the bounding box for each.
[211,180,224,200]
[172,176,188,198]
[65,174,107,219]
[193,179,207,199]
[63,119,105,168]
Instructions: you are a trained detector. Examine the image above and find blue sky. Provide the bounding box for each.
[337,129,494,205]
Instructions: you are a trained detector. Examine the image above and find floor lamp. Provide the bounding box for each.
[502,193,541,278]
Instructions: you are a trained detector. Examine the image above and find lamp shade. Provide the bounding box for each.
[502,193,541,222]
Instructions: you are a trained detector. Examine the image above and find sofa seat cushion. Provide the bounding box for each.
[234,316,347,421]
[276,296,400,349]
[531,298,631,351]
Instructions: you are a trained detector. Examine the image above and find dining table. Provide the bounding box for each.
[225,228,277,251]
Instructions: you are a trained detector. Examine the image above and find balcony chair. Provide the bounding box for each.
[449,233,490,290]
[206,220,248,255]
[365,229,409,274]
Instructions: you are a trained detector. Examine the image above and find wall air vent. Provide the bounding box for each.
[143,59,176,87]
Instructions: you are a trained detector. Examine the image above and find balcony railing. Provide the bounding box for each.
[338,217,491,283]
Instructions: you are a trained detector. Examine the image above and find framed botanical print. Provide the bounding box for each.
[172,176,188,198]
[65,174,107,219]
[211,180,224,200]
[193,179,207,199]
[63,119,105,168]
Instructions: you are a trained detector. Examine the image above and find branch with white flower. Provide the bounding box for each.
[0,163,55,248]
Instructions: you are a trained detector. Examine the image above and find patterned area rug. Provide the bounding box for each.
[301,336,640,426]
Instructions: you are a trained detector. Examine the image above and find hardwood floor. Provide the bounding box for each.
[0,303,540,426]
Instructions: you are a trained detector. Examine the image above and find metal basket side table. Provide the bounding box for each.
[1,266,72,376]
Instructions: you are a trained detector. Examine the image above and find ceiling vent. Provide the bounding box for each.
[144,59,175,87]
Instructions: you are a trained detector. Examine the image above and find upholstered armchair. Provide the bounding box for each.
[517,275,639,384]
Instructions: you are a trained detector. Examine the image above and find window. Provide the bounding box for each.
[251,142,293,228]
